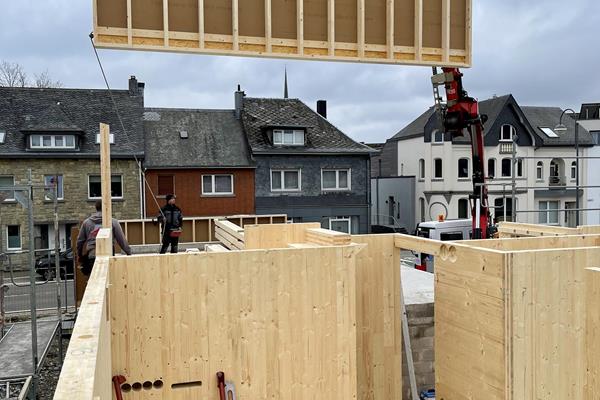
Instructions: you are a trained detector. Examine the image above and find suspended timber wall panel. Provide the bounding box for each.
[93,0,472,66]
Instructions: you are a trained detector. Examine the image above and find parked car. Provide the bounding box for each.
[35,248,74,280]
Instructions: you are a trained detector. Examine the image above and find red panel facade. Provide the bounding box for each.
[144,169,255,217]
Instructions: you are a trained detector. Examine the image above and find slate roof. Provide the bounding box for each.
[143,108,253,168]
[389,94,593,147]
[241,97,374,154]
[390,95,512,142]
[0,85,144,158]
[521,106,594,146]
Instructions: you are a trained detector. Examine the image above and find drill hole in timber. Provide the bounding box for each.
[132,382,142,391]
[153,380,164,389]
[171,380,203,389]
[143,381,153,390]
[121,383,132,392]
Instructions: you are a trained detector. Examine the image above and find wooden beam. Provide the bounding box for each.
[163,0,170,46]
[99,123,112,229]
[127,0,133,45]
[386,0,395,59]
[265,0,272,51]
[394,233,444,255]
[92,0,98,30]
[414,0,422,61]
[198,0,205,48]
[465,0,472,65]
[327,0,335,55]
[297,0,304,55]
[205,243,229,252]
[232,0,239,50]
[95,228,113,258]
[442,0,451,63]
[357,0,365,58]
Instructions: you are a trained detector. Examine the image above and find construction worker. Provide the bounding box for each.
[158,194,183,254]
[76,200,131,276]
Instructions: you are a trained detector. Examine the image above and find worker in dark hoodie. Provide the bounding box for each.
[158,194,183,254]
[76,200,131,276]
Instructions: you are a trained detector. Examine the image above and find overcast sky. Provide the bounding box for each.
[1,1,599,143]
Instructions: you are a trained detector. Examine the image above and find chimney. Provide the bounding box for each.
[235,84,245,120]
[317,100,327,118]
[128,76,138,95]
[137,81,145,99]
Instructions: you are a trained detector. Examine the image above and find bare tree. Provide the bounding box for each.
[34,70,63,88]
[0,61,28,87]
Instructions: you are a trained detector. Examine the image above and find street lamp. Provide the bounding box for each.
[555,108,580,226]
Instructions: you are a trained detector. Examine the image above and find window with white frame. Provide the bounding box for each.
[0,131,5,144]
[458,198,469,219]
[202,174,234,195]
[418,159,425,180]
[500,125,515,141]
[536,161,544,181]
[432,129,444,144]
[95,133,115,144]
[88,175,123,199]
[44,175,64,201]
[30,134,76,149]
[458,158,469,179]
[539,200,559,225]
[7,225,21,250]
[329,216,351,234]
[0,175,15,201]
[433,158,443,179]
[501,158,511,177]
[570,161,577,180]
[488,158,496,178]
[321,169,350,191]
[271,169,301,191]
[273,129,305,146]
[516,159,524,177]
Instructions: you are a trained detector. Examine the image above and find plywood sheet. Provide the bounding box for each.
[108,246,360,399]
[132,0,163,30]
[587,267,600,398]
[169,0,199,33]
[93,0,472,66]
[97,0,127,28]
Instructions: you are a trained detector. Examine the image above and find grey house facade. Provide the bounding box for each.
[239,91,374,234]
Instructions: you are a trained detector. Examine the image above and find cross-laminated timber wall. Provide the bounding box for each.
[396,233,600,399]
[54,226,402,399]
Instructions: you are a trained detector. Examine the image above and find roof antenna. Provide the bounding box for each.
[284,66,289,99]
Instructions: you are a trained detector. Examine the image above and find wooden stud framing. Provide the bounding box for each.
[414,0,423,61]
[126,0,132,45]
[465,0,472,65]
[357,0,365,58]
[198,0,204,48]
[265,0,272,52]
[232,0,239,50]
[296,0,304,55]
[386,0,394,59]
[442,0,451,63]
[163,0,170,47]
[99,123,112,229]
[93,0,471,67]
[327,0,335,56]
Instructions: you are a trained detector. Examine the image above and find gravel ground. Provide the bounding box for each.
[37,335,70,399]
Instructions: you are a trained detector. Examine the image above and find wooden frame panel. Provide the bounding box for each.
[93,0,472,66]
[587,267,600,398]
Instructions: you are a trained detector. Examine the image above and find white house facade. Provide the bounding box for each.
[389,95,593,229]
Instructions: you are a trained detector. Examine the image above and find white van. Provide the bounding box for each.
[414,219,472,272]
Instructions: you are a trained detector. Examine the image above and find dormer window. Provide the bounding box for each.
[30,134,76,149]
[500,124,515,141]
[273,129,305,146]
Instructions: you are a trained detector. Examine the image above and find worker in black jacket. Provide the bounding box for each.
[158,194,183,254]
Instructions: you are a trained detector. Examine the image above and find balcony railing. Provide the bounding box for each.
[499,142,513,154]
[549,175,566,187]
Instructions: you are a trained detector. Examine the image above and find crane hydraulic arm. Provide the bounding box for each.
[431,68,494,239]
